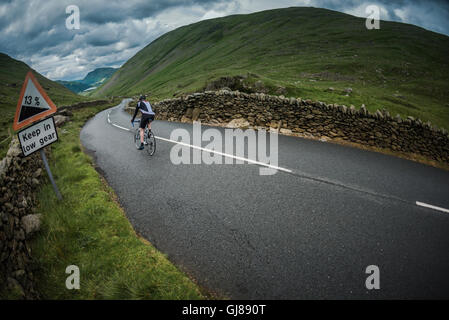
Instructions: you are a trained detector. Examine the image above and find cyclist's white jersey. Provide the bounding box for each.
[139,101,155,115]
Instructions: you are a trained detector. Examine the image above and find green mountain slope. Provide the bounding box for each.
[0,52,88,158]
[93,6,449,129]
[57,67,117,94]
[56,80,89,94]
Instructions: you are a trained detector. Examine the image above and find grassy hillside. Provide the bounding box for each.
[82,67,116,85]
[56,80,90,94]
[93,7,449,130]
[0,53,88,158]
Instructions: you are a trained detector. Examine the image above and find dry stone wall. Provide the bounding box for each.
[136,90,449,163]
[59,99,109,110]
[0,100,108,299]
[0,137,46,299]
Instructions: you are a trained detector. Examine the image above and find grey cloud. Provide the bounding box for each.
[0,0,448,81]
[72,0,219,24]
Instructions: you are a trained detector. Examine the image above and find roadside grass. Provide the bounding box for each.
[30,100,205,299]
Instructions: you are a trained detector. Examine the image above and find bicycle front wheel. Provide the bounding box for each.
[147,132,156,156]
[134,129,141,149]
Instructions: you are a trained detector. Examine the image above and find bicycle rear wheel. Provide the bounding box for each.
[146,131,156,156]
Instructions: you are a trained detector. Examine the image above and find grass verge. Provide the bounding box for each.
[30,99,205,299]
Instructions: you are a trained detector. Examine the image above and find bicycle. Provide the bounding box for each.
[132,120,156,156]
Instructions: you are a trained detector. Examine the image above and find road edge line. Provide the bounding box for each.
[416,201,449,213]
[107,111,292,173]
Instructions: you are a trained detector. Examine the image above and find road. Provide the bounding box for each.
[81,99,449,299]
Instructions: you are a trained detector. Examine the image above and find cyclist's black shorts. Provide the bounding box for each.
[140,114,155,129]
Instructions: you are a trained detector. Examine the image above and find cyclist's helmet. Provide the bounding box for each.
[139,95,146,101]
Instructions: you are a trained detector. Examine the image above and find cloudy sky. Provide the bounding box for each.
[0,0,448,81]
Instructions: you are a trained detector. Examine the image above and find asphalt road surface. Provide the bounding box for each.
[81,99,449,299]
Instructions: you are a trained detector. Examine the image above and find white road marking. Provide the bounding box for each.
[112,123,132,131]
[107,111,292,173]
[416,201,449,213]
[108,111,132,131]
[156,136,292,173]
[108,109,448,205]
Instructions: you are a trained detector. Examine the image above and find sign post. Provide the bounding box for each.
[39,149,62,200]
[14,71,62,200]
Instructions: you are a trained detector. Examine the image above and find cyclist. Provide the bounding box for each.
[131,95,155,150]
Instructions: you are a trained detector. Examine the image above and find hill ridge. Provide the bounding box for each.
[92,6,449,129]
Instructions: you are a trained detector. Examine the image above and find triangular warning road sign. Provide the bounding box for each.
[13,71,57,131]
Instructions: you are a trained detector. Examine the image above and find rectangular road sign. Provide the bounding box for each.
[18,116,58,157]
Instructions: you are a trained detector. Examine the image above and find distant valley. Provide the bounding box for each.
[57,67,117,94]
